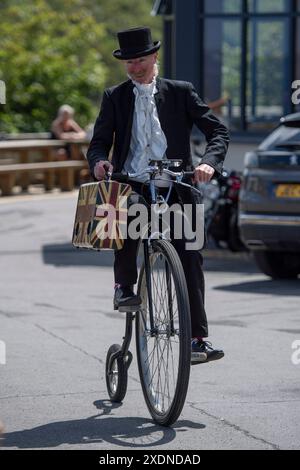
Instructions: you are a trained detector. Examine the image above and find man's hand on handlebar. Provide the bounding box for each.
[94,161,114,180]
[93,160,215,183]
[193,164,215,183]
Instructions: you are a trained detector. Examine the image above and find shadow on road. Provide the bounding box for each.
[42,243,144,269]
[42,243,114,268]
[1,399,205,449]
[214,278,300,296]
[43,242,256,273]
[203,251,258,274]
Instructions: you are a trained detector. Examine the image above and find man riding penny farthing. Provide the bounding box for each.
[86,27,230,425]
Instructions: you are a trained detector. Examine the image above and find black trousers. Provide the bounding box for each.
[114,182,208,338]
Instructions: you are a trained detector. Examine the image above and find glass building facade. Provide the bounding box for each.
[152,0,300,134]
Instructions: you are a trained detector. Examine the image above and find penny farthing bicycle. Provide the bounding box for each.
[105,159,201,426]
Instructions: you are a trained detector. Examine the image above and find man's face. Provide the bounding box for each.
[124,53,157,84]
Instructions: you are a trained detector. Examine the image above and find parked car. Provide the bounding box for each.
[200,169,246,252]
[239,112,300,279]
[191,134,246,252]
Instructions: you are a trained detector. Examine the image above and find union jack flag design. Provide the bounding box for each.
[72,181,132,250]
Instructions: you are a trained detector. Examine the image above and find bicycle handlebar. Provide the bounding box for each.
[109,173,129,183]
[109,170,195,183]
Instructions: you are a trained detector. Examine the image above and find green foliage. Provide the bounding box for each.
[0,0,107,132]
[0,0,161,133]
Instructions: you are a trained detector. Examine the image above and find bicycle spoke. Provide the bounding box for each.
[136,240,191,425]
[137,251,183,414]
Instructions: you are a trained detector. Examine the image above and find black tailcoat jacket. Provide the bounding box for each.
[87,77,230,176]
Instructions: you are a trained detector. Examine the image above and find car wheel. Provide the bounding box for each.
[253,251,300,279]
[227,210,247,252]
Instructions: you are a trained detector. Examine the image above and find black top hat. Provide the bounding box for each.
[113,27,161,60]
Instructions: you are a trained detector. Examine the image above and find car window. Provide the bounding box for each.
[258,125,300,150]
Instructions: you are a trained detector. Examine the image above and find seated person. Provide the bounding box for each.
[51,104,87,160]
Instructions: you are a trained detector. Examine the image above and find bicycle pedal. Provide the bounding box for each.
[118,305,141,312]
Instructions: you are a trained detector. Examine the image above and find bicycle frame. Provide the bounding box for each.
[107,160,195,374]
[105,159,197,424]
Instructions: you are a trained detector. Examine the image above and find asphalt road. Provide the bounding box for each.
[0,191,300,450]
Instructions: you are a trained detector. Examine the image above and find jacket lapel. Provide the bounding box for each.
[154,77,164,118]
[154,77,169,135]
[119,81,135,170]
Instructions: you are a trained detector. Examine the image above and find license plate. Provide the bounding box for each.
[275,184,300,198]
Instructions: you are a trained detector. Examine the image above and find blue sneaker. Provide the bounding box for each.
[191,339,224,365]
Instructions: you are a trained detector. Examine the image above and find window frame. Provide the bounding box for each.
[199,0,300,132]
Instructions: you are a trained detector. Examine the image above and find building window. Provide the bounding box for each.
[154,0,300,134]
[203,19,241,129]
[201,0,299,132]
[297,16,300,78]
[204,0,242,14]
[248,0,290,13]
[247,18,289,131]
[296,16,300,112]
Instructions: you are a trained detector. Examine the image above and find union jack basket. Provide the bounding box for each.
[72,180,132,250]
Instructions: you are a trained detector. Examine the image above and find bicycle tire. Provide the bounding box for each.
[135,239,191,426]
[105,344,128,402]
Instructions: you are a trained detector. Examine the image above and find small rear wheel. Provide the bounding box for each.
[105,344,130,402]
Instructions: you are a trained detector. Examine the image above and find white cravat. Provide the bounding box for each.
[123,78,169,186]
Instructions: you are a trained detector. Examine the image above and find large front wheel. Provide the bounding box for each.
[136,239,191,426]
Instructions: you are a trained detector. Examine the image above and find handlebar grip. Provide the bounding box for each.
[183,171,195,178]
[110,172,128,182]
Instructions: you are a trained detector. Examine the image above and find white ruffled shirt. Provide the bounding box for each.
[123,78,169,185]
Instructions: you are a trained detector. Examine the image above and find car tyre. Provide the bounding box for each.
[253,251,300,279]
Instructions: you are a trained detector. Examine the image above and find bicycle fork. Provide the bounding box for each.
[143,240,175,337]
[107,241,154,371]
[143,241,156,335]
[107,312,134,371]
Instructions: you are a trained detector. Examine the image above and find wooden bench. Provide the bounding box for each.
[0,139,89,190]
[0,160,88,196]
[0,139,89,160]
[2,132,52,140]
